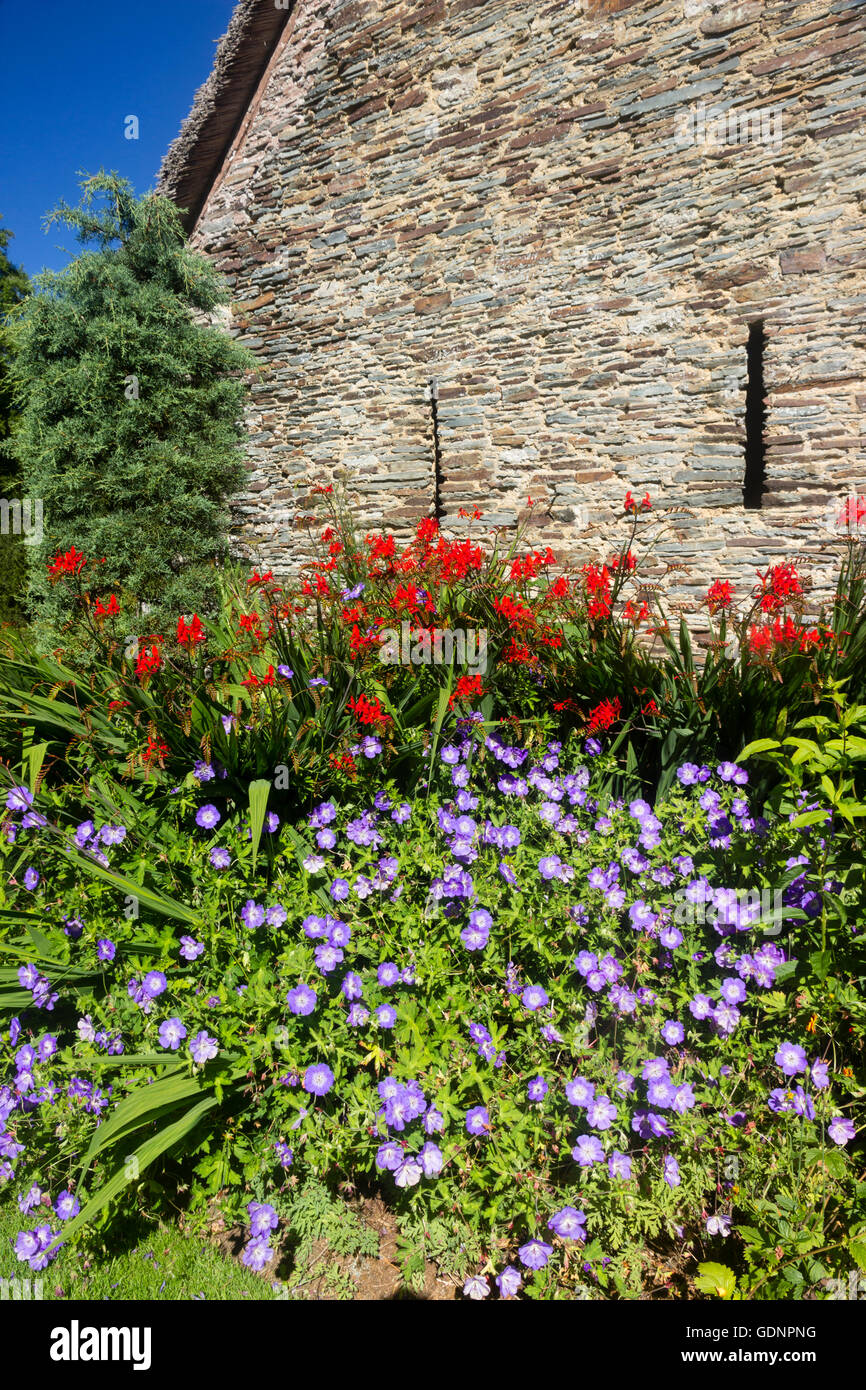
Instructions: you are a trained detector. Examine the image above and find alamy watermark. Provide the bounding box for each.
[823,1270,866,1300]
[671,886,786,936]
[0,1275,44,1299]
[50,1321,152,1370]
[0,498,43,547]
[825,492,866,537]
[675,102,783,149]
[379,621,488,675]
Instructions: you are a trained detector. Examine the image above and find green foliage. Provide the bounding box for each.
[1,496,865,1299]
[1,703,863,1300]
[0,220,30,444]
[6,172,253,640]
[395,1210,483,1288]
[275,1179,378,1299]
[0,220,31,624]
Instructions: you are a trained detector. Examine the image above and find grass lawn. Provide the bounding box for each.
[0,1198,277,1301]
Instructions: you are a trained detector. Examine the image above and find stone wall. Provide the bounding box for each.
[189,0,866,617]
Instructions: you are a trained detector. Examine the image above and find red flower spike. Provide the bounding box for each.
[177,613,206,649]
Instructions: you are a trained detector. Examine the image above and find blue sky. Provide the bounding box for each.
[0,0,237,279]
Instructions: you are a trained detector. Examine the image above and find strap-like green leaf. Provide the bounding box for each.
[64,849,200,926]
[27,741,49,793]
[48,1094,221,1254]
[248,778,271,873]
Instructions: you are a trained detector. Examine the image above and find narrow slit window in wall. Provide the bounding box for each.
[429,378,444,520]
[743,320,766,510]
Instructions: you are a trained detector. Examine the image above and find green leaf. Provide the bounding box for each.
[814,1148,847,1179]
[25,922,54,958]
[64,849,200,926]
[27,741,49,793]
[427,681,454,791]
[735,1226,763,1246]
[78,1067,218,1174]
[809,950,832,982]
[825,736,866,760]
[248,778,271,874]
[48,1093,221,1254]
[694,1262,738,1299]
[738,738,781,760]
[789,810,828,829]
[849,1241,866,1272]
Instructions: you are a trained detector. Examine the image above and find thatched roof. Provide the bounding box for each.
[157,0,293,231]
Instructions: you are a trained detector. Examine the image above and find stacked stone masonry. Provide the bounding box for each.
[183,0,866,617]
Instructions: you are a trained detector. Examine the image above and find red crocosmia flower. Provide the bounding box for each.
[587,598,612,621]
[798,627,825,652]
[503,639,536,665]
[511,549,556,582]
[302,574,331,597]
[610,550,636,573]
[642,699,659,717]
[449,674,484,708]
[94,594,120,619]
[706,580,734,614]
[367,533,396,563]
[238,615,265,647]
[624,492,652,515]
[836,495,866,530]
[582,562,611,598]
[177,613,206,649]
[549,575,570,600]
[143,733,169,764]
[242,665,275,690]
[435,538,483,583]
[47,547,86,580]
[135,642,163,678]
[586,697,622,733]
[349,624,379,658]
[494,594,536,630]
[347,693,392,727]
[748,626,773,658]
[756,562,803,614]
[390,582,424,614]
[747,616,818,659]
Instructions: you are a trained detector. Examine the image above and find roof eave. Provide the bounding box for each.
[157,0,294,233]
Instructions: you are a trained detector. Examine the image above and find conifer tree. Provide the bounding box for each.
[0,221,31,622]
[8,172,253,637]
